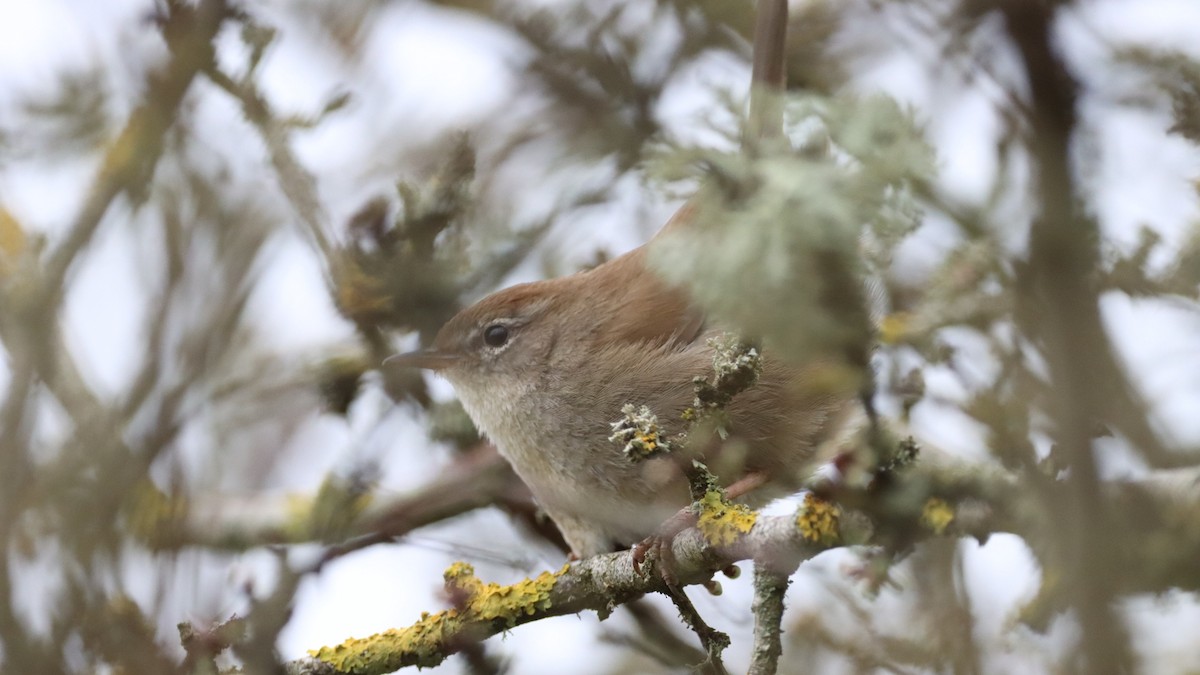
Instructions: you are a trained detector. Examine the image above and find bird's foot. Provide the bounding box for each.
[631,507,697,586]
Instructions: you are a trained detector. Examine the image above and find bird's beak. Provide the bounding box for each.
[383,349,460,372]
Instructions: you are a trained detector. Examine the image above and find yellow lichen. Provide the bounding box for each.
[309,608,463,673]
[283,480,374,542]
[444,562,567,623]
[801,361,863,396]
[610,404,671,460]
[0,205,26,277]
[921,497,954,535]
[126,481,188,545]
[310,562,569,674]
[695,490,757,546]
[879,311,912,345]
[796,493,841,545]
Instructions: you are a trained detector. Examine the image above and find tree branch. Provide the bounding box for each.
[134,442,523,557]
[301,514,831,674]
[287,444,1200,674]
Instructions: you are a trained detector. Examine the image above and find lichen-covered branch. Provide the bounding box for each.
[300,511,836,674]
[748,566,790,675]
[289,446,1200,674]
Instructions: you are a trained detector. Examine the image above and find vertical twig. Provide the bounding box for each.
[203,63,335,263]
[746,3,792,674]
[746,0,788,143]
[621,598,709,667]
[748,564,791,675]
[1002,3,1132,672]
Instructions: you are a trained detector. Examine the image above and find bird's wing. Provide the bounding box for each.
[602,273,706,349]
[585,203,706,349]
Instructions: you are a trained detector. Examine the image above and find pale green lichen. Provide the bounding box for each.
[708,333,762,386]
[609,403,672,461]
[796,493,841,546]
[687,335,762,440]
[309,562,569,674]
[695,490,757,546]
[877,435,921,474]
[647,94,931,380]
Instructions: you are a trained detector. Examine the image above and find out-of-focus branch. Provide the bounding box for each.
[38,0,229,310]
[204,59,335,261]
[609,599,708,669]
[134,443,524,558]
[1002,6,1187,475]
[0,4,231,672]
[747,0,787,142]
[1002,3,1131,671]
[0,0,230,457]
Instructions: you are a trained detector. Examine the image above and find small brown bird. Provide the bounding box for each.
[387,0,858,561]
[391,205,858,559]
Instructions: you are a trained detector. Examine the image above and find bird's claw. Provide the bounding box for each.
[631,508,698,587]
[632,534,680,586]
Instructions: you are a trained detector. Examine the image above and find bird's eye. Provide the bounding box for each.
[483,324,509,348]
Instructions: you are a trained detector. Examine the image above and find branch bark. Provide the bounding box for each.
[299,514,831,674]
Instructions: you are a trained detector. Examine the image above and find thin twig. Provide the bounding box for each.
[747,0,788,142]
[663,585,730,675]
[39,0,229,311]
[606,598,708,669]
[1002,4,1132,671]
[748,564,791,675]
[138,442,521,559]
[204,62,335,262]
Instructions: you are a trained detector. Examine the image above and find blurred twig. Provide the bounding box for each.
[0,2,231,671]
[134,442,521,558]
[204,50,336,262]
[1003,3,1129,671]
[38,0,229,311]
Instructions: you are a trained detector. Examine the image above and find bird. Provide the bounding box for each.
[389,202,860,560]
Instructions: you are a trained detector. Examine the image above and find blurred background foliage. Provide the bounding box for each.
[0,0,1199,673]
